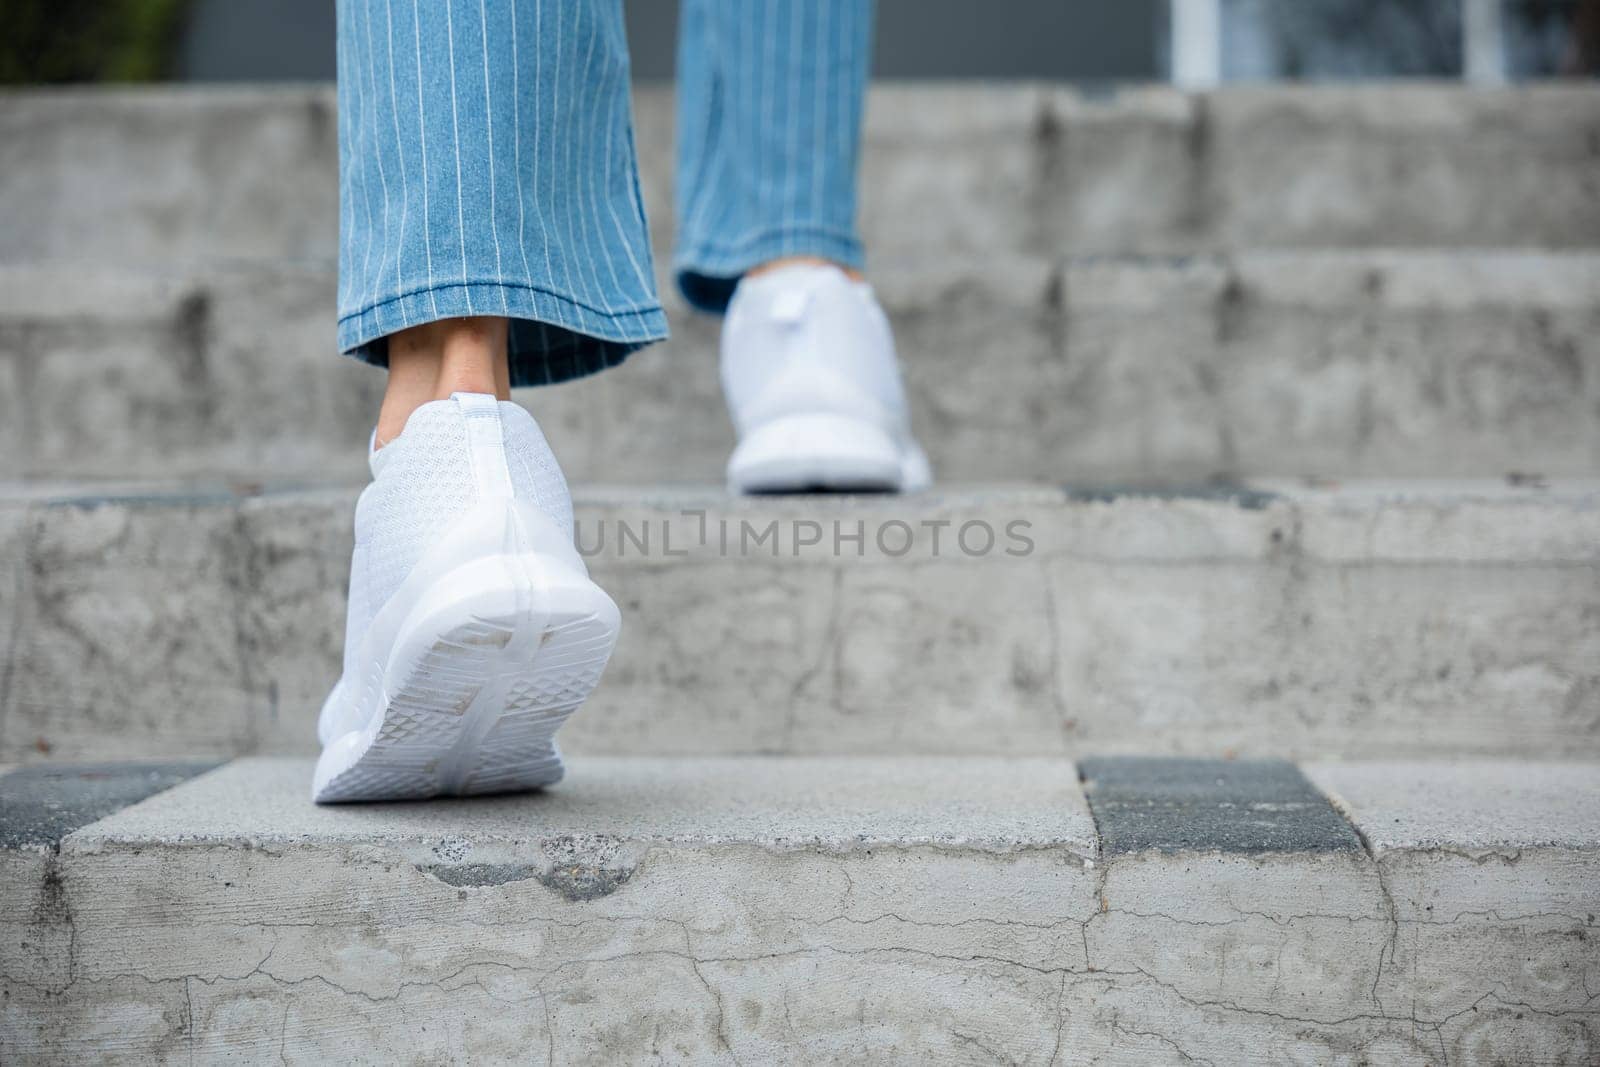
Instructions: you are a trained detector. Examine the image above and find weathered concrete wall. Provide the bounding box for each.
[3,757,1595,1063]
[4,87,1596,482]
[0,89,340,266]
[4,251,1597,484]
[3,483,1596,762]
[3,85,1598,269]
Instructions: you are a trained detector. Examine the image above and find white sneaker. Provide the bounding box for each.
[313,393,619,803]
[721,263,931,494]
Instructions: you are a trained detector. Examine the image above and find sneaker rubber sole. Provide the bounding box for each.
[312,549,619,804]
[727,411,931,494]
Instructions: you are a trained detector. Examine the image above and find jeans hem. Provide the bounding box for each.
[338,281,669,388]
[674,227,865,313]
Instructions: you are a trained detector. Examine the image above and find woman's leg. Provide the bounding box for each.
[374,316,508,446]
[673,0,874,310]
[675,0,929,494]
[319,0,641,802]
[337,0,664,413]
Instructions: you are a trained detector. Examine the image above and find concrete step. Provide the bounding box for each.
[3,480,1595,763]
[5,250,1598,484]
[3,85,1598,268]
[3,756,1596,1062]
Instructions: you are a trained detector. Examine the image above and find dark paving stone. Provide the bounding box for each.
[0,761,222,850]
[1079,756,1363,855]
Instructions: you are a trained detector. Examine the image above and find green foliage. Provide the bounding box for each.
[0,0,192,85]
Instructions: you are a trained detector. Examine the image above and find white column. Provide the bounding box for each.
[1463,0,1508,84]
[1171,0,1223,89]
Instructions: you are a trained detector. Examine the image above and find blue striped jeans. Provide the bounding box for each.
[335,0,873,387]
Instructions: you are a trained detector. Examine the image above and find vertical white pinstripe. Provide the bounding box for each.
[510,1,534,295]
[738,0,754,245]
[783,0,802,240]
[563,4,602,312]
[363,3,393,324]
[412,0,439,317]
[811,1,829,225]
[549,3,575,303]
[534,0,554,302]
[600,50,654,298]
[677,0,717,258]
[478,0,508,312]
[574,18,609,312]
[579,24,625,314]
[336,19,352,312]
[444,0,474,313]
[838,3,852,178]
[350,9,375,318]
[759,3,774,235]
[384,0,410,326]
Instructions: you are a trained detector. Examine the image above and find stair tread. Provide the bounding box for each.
[17,756,1600,857]
[8,477,1598,564]
[1304,760,1600,852]
[61,756,1100,855]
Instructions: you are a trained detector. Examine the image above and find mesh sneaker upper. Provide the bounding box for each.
[720,262,911,435]
[339,397,572,684]
[360,404,477,613]
[501,404,573,540]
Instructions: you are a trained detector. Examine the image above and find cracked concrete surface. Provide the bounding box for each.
[3,484,1597,762]
[2,758,1596,1064]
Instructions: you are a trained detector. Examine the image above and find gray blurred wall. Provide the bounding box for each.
[176,0,1162,82]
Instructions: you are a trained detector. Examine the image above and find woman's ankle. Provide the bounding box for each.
[745,255,863,282]
[376,317,511,448]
